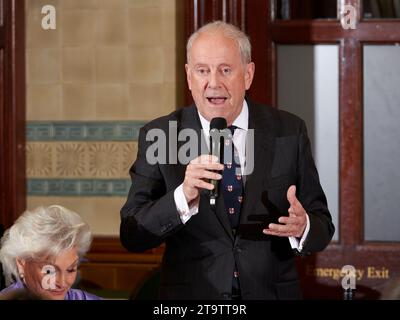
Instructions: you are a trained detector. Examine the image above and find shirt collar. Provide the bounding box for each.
[197,100,249,133]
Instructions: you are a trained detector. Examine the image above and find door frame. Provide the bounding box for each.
[184,0,400,299]
[0,0,26,229]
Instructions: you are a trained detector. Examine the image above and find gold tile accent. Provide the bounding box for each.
[27,142,137,179]
[27,85,62,121]
[26,143,54,177]
[96,10,128,46]
[25,0,186,236]
[95,85,130,120]
[26,0,185,122]
[98,0,128,8]
[127,0,160,8]
[128,7,163,45]
[96,48,128,83]
[63,48,95,83]
[129,84,168,120]
[62,84,96,120]
[88,197,125,235]
[162,82,178,112]
[60,0,99,9]
[88,143,120,177]
[128,46,164,84]
[161,0,178,47]
[122,142,138,174]
[164,46,180,83]
[62,10,96,47]
[27,49,61,84]
[55,143,86,177]
[27,196,124,236]
[26,0,60,11]
[26,1,60,49]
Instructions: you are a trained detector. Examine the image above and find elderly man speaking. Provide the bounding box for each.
[120,21,335,300]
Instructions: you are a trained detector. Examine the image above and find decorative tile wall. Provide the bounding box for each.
[25,0,185,121]
[26,121,144,193]
[25,0,184,235]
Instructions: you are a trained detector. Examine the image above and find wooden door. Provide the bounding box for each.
[184,0,400,299]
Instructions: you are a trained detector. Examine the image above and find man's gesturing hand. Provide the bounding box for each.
[263,185,307,238]
[182,155,224,205]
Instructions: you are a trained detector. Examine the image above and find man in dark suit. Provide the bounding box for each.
[120,21,335,300]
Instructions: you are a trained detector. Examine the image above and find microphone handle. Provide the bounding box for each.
[209,134,222,208]
[210,178,218,207]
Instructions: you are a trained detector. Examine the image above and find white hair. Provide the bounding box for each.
[0,205,92,285]
[186,20,252,64]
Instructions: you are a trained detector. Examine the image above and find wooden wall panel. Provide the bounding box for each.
[0,0,26,229]
[183,0,400,299]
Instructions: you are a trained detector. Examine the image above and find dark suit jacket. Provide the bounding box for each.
[120,101,335,300]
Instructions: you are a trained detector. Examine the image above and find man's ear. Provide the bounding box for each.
[244,62,255,90]
[185,64,192,91]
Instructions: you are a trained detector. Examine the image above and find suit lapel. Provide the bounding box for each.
[178,103,278,242]
[179,106,234,241]
[178,105,208,158]
[238,102,276,230]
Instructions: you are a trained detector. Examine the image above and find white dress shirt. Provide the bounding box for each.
[173,101,310,251]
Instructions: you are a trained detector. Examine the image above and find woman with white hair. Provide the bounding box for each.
[0,205,100,300]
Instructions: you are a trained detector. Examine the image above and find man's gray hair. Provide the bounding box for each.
[0,205,92,285]
[186,20,252,64]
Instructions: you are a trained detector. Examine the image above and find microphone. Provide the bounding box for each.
[209,117,227,207]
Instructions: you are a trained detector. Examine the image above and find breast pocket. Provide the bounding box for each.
[261,175,296,217]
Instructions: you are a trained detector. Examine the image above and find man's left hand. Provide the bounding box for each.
[263,185,307,238]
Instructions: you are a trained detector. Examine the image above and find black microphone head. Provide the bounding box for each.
[210,117,227,131]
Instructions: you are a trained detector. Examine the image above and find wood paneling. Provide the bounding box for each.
[183,0,400,299]
[0,0,26,229]
[79,237,163,298]
[271,21,400,43]
[339,39,363,246]
[245,0,273,105]
[79,262,160,292]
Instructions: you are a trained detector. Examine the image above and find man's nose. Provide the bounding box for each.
[207,71,221,89]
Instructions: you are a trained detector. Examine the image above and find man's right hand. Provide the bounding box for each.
[182,155,223,205]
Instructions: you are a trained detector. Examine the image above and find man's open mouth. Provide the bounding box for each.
[207,97,227,105]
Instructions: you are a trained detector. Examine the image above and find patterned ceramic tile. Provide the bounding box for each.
[27,141,137,179]
[122,142,138,173]
[28,179,131,196]
[56,143,86,177]
[27,121,146,141]
[88,143,120,177]
[27,121,141,195]
[26,143,53,177]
